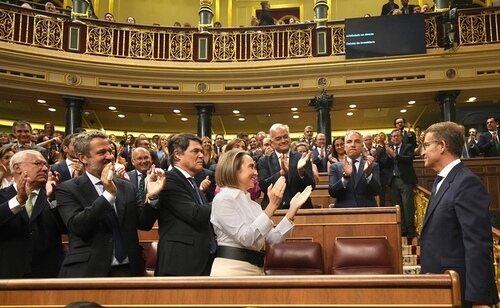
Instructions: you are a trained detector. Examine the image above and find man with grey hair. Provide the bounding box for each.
[0,150,64,278]
[2,120,47,157]
[329,130,381,208]
[258,123,315,209]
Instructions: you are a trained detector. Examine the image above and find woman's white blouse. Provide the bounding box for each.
[211,186,294,251]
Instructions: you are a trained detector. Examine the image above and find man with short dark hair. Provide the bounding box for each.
[259,1,275,26]
[478,117,500,157]
[381,0,399,15]
[2,121,48,156]
[420,121,498,308]
[394,117,417,148]
[156,133,215,276]
[50,133,84,183]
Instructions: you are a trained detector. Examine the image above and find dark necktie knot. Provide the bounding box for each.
[431,175,444,195]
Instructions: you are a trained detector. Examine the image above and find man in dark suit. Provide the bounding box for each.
[386,128,418,238]
[0,150,64,278]
[477,117,500,157]
[56,131,164,277]
[258,123,315,209]
[394,117,417,148]
[312,133,328,172]
[329,131,381,208]
[2,120,48,157]
[258,1,275,26]
[156,133,215,276]
[400,0,416,14]
[420,121,498,308]
[126,147,156,203]
[50,133,84,183]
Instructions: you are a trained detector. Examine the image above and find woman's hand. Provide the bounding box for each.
[286,185,313,220]
[266,176,286,211]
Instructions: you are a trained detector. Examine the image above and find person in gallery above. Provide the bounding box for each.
[210,149,312,276]
[420,121,498,308]
[2,120,48,158]
[258,1,275,26]
[104,12,115,22]
[298,125,315,149]
[381,0,399,15]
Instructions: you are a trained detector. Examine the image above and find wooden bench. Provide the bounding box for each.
[0,271,461,307]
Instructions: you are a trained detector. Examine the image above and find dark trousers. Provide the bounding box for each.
[390,177,416,237]
[108,264,132,277]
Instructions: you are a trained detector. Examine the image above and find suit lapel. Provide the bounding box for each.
[171,167,199,204]
[29,188,49,222]
[269,153,281,175]
[422,163,463,229]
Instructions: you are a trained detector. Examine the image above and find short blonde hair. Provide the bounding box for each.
[215,149,248,188]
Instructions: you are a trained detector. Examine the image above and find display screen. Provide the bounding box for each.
[345,14,426,59]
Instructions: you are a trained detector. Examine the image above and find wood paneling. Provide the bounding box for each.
[0,271,461,307]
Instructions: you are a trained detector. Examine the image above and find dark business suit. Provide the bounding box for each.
[375,145,391,206]
[381,1,399,15]
[328,158,381,208]
[56,173,157,277]
[257,151,315,209]
[50,160,72,183]
[387,143,417,237]
[156,167,213,276]
[258,10,274,26]
[401,130,417,148]
[420,162,499,307]
[477,131,500,157]
[0,185,64,278]
[195,168,216,202]
[312,147,328,172]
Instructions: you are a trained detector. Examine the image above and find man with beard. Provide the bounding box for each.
[56,131,164,277]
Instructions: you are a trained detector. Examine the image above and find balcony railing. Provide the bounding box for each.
[0,3,499,62]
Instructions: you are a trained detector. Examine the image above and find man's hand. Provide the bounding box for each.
[363,155,375,176]
[199,176,211,192]
[16,171,29,205]
[342,157,353,177]
[45,170,60,200]
[146,166,166,197]
[100,162,117,196]
[70,159,84,177]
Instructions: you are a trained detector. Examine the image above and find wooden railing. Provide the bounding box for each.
[1,2,499,62]
[0,272,462,307]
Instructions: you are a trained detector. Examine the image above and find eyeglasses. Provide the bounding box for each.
[18,161,49,169]
[422,140,440,150]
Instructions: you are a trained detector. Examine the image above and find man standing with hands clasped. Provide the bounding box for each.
[420,121,498,308]
[328,130,381,208]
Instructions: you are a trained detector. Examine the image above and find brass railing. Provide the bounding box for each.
[0,3,499,62]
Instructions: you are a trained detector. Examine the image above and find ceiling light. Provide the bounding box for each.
[293,115,300,119]
[291,107,298,112]
[347,112,354,116]
[400,109,407,113]
[233,110,240,114]
[349,104,357,109]
[48,108,56,112]
[173,109,181,113]
[181,117,188,121]
[238,117,245,121]
[408,100,416,105]
[108,106,117,111]
[466,97,477,102]
[37,99,46,104]
[118,114,125,118]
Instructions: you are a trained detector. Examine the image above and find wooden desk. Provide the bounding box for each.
[0,271,461,307]
[272,207,403,274]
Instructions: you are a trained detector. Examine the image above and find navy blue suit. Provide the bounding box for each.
[0,185,64,278]
[328,158,381,208]
[420,162,498,307]
[50,161,72,183]
[477,131,500,157]
[257,151,315,209]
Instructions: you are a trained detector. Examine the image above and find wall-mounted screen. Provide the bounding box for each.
[345,14,426,59]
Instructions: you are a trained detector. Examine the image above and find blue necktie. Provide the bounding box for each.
[431,175,443,196]
[188,177,216,253]
[138,173,146,201]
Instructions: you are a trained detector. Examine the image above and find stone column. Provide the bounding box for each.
[195,104,214,139]
[62,96,85,135]
[309,90,333,146]
[435,90,459,122]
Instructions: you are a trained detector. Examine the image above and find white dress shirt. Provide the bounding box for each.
[211,186,294,251]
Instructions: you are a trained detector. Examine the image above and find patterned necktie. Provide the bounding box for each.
[138,173,147,201]
[25,191,37,218]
